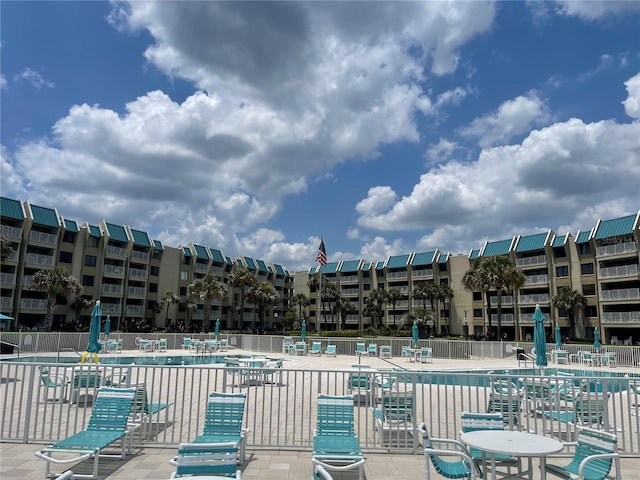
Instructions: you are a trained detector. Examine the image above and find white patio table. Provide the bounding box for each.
[461,430,563,480]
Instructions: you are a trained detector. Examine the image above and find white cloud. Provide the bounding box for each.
[458,92,550,148]
[13,68,55,89]
[0,74,7,89]
[552,1,640,20]
[426,138,459,164]
[355,186,398,216]
[623,73,640,120]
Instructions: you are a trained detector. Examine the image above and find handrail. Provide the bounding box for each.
[57,347,82,362]
[0,340,20,357]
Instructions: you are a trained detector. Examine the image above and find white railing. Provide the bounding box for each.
[29,230,57,245]
[195,263,209,273]
[340,288,359,296]
[131,250,150,261]
[103,264,125,276]
[387,271,408,280]
[600,288,640,302]
[602,311,640,324]
[490,296,513,306]
[489,313,514,324]
[524,274,548,285]
[19,298,47,310]
[102,284,124,295]
[519,313,551,324]
[21,275,34,286]
[0,272,16,285]
[0,296,13,308]
[129,268,148,278]
[599,264,639,278]
[596,242,637,257]
[125,304,144,315]
[340,275,359,283]
[101,302,122,314]
[516,254,546,267]
[212,266,224,276]
[25,253,54,267]
[518,294,549,304]
[128,286,146,297]
[411,269,433,279]
[106,244,127,257]
[1,224,22,238]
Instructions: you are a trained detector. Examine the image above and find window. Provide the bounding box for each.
[585,305,597,317]
[87,236,99,248]
[179,287,187,296]
[578,243,591,255]
[555,265,569,277]
[553,247,566,258]
[62,231,75,243]
[583,284,596,296]
[149,283,158,293]
[473,292,482,301]
[473,308,483,318]
[440,278,449,286]
[581,263,594,275]
[58,251,73,263]
[150,265,160,276]
[82,275,94,287]
[363,283,371,291]
[84,255,97,267]
[183,256,190,265]
[438,263,447,272]
[152,251,161,259]
[180,271,189,281]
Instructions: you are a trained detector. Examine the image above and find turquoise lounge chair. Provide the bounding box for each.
[313,394,366,480]
[39,366,70,402]
[418,423,477,480]
[355,342,367,357]
[373,391,416,448]
[129,383,174,440]
[34,387,137,480]
[310,341,322,356]
[194,392,248,464]
[170,442,241,479]
[325,344,337,356]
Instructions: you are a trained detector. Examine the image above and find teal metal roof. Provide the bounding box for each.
[318,262,338,274]
[105,222,128,242]
[182,246,192,257]
[209,248,224,263]
[268,265,276,273]
[469,249,480,260]
[593,213,638,239]
[411,251,437,266]
[88,224,102,237]
[274,264,286,275]
[386,254,410,269]
[130,228,151,247]
[193,244,210,260]
[375,261,385,270]
[153,239,164,251]
[225,256,233,265]
[244,257,256,270]
[575,230,591,244]
[63,218,79,232]
[256,259,268,273]
[552,233,568,248]
[30,204,59,228]
[437,252,449,264]
[481,238,513,256]
[362,262,373,271]
[515,232,549,253]
[1,197,25,220]
[339,259,361,272]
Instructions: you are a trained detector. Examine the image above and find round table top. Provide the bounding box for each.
[461,430,563,456]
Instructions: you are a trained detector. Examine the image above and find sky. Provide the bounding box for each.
[1,1,639,273]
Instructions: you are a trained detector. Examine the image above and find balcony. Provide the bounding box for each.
[340,275,359,283]
[411,269,433,280]
[340,288,359,296]
[20,298,47,310]
[0,272,16,285]
[29,230,57,245]
[516,254,547,267]
[600,288,640,302]
[125,304,144,315]
[345,314,359,324]
[102,303,122,315]
[1,224,22,239]
[0,296,13,309]
[21,275,34,287]
[131,250,150,261]
[602,311,640,324]
[389,300,409,309]
[387,271,408,280]
[195,263,209,273]
[102,284,124,295]
[106,244,127,258]
[25,253,55,267]
[489,313,514,325]
[517,294,549,304]
[519,313,551,324]
[127,286,146,297]
[596,241,637,258]
[129,267,148,279]
[490,295,513,306]
[598,264,638,279]
[524,274,549,286]
[103,264,125,277]
[275,279,285,287]
[212,266,224,276]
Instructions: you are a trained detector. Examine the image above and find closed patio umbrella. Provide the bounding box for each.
[214,318,220,340]
[301,320,306,342]
[593,327,601,350]
[532,304,547,368]
[104,315,111,339]
[0,313,13,320]
[82,301,102,363]
[555,323,562,349]
[412,321,419,348]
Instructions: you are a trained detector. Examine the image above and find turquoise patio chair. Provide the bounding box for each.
[487,391,522,429]
[295,341,307,355]
[325,344,337,356]
[313,459,335,480]
[418,347,433,363]
[347,366,374,405]
[194,392,248,464]
[355,342,367,357]
[282,336,295,355]
[310,341,322,356]
[129,383,174,440]
[219,339,228,351]
[39,366,70,402]
[373,391,416,448]
[418,423,477,480]
[379,344,392,358]
[367,343,378,356]
[34,387,137,480]
[170,442,241,479]
[313,394,366,480]
[544,391,611,437]
[70,369,103,406]
[546,427,621,480]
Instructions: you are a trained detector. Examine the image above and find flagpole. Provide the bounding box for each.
[318,256,322,333]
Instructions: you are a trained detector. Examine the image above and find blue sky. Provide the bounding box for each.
[1,1,639,272]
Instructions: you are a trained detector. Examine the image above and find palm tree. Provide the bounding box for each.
[30,267,81,331]
[364,287,387,329]
[461,261,493,337]
[292,293,310,327]
[0,236,13,263]
[334,297,357,330]
[68,294,93,330]
[227,266,256,329]
[387,288,402,328]
[436,283,455,334]
[187,274,229,332]
[247,282,279,331]
[552,287,587,339]
[161,290,180,328]
[483,256,525,340]
[320,281,340,330]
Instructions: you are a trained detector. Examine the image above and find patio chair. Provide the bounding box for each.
[355,342,367,357]
[295,341,307,355]
[418,423,478,480]
[263,358,283,385]
[373,391,416,448]
[219,339,228,351]
[129,383,174,440]
[379,345,392,358]
[367,343,378,356]
[194,392,248,464]
[402,346,412,361]
[34,387,137,480]
[522,377,556,415]
[224,357,242,387]
[459,411,521,475]
[601,352,617,368]
[418,347,433,363]
[312,394,366,480]
[157,338,168,352]
[39,366,70,402]
[579,351,594,366]
[70,369,103,406]
[312,459,336,480]
[182,337,193,350]
[347,366,374,405]
[325,344,337,357]
[282,336,295,355]
[553,350,569,365]
[544,391,611,438]
[169,442,241,479]
[487,391,522,429]
[310,341,322,356]
[546,428,621,480]
[136,337,153,352]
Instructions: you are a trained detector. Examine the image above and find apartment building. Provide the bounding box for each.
[0,197,293,332]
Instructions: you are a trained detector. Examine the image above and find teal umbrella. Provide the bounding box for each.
[104,315,111,339]
[301,320,306,342]
[412,321,419,347]
[86,301,102,354]
[214,318,220,340]
[0,313,12,320]
[555,323,562,349]
[532,304,547,368]
[593,327,601,349]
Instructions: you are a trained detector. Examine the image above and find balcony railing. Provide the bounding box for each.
[524,274,549,285]
[516,254,547,267]
[0,272,16,285]
[517,294,549,304]
[1,224,22,239]
[411,269,433,279]
[131,250,150,261]
[101,303,122,314]
[602,311,640,324]
[598,264,639,279]
[0,296,13,308]
[596,241,637,257]
[19,298,47,310]
[340,288,359,296]
[106,244,127,257]
[129,267,148,279]
[125,304,144,315]
[387,271,408,280]
[490,295,513,306]
[29,230,57,245]
[212,266,224,276]
[103,264,125,276]
[340,275,359,283]
[600,288,640,302]
[21,275,34,287]
[275,279,285,287]
[519,313,551,324]
[127,286,146,297]
[25,253,54,267]
[489,313,514,324]
[102,284,124,295]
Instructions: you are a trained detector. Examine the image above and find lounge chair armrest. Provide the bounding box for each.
[312,458,366,472]
[578,452,621,479]
[424,447,475,465]
[34,450,93,464]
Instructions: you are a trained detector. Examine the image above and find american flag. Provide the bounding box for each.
[316,238,327,265]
